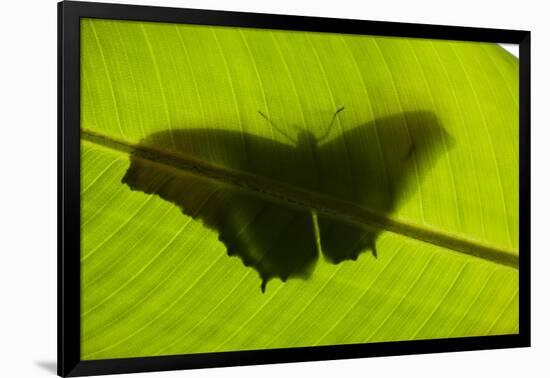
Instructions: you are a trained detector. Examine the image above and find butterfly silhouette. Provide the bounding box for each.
[122,109,453,291]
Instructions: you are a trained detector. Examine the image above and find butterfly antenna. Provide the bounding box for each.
[258,111,295,143]
[317,106,345,142]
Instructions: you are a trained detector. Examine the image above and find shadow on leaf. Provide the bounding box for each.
[122,110,453,291]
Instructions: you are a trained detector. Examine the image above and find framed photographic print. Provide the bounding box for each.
[58,0,530,376]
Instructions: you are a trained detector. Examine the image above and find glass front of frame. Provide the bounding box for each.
[80,18,519,360]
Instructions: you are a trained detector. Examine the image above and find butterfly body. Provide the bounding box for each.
[296,130,324,188]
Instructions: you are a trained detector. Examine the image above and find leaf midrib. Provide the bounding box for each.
[82,128,518,269]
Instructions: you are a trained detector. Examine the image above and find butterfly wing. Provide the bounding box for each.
[317,215,378,263]
[152,128,321,190]
[316,110,453,262]
[122,129,319,291]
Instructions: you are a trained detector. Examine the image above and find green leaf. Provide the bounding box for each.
[80,18,519,360]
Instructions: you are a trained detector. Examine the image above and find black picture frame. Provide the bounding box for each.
[58,1,531,376]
